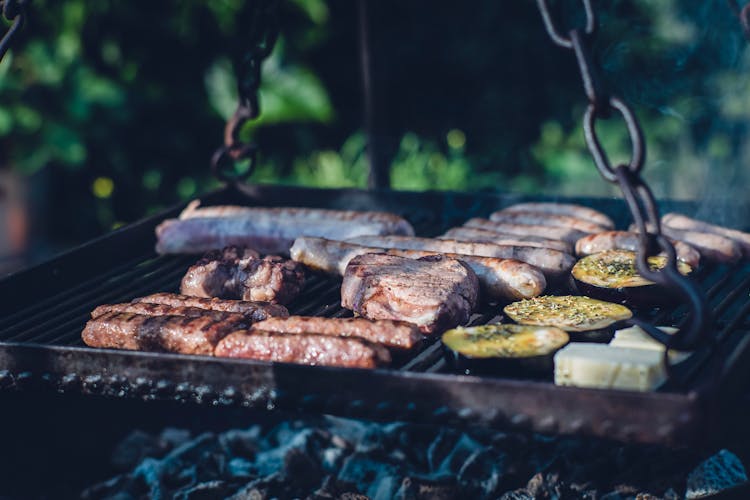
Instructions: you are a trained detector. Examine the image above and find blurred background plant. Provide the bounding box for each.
[1,0,750,270]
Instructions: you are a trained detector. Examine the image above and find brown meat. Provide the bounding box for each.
[629,224,742,264]
[344,235,574,280]
[489,210,606,234]
[463,218,588,246]
[495,202,615,229]
[341,253,479,334]
[250,316,423,349]
[90,302,250,319]
[214,331,391,368]
[291,237,546,300]
[662,213,750,257]
[155,201,414,255]
[82,311,248,355]
[180,247,305,304]
[133,293,289,320]
[575,231,701,268]
[440,227,572,253]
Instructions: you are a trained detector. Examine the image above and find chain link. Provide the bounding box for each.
[0,0,27,62]
[534,1,711,363]
[211,0,279,184]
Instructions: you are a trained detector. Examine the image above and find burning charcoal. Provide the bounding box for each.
[394,476,458,500]
[426,428,461,472]
[227,473,285,500]
[338,451,402,497]
[308,475,364,500]
[282,447,322,492]
[227,457,255,480]
[526,472,569,499]
[434,433,485,476]
[218,427,261,459]
[499,490,535,500]
[160,427,193,448]
[686,449,748,499]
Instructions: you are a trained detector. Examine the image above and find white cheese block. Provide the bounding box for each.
[610,326,690,363]
[554,343,666,391]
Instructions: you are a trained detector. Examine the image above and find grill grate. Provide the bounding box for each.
[1,185,749,446]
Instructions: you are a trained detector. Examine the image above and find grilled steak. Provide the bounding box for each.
[489,210,606,234]
[662,213,750,257]
[345,235,574,280]
[133,293,289,320]
[251,316,423,349]
[290,237,546,301]
[463,218,587,245]
[155,201,414,255]
[495,202,615,229]
[440,226,572,253]
[341,253,479,334]
[181,246,305,304]
[214,331,391,368]
[575,230,701,268]
[82,311,248,355]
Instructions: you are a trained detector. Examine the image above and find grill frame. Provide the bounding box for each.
[1,183,748,447]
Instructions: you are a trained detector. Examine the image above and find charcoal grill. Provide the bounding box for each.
[2,183,750,448]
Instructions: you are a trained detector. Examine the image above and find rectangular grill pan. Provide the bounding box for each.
[1,184,749,447]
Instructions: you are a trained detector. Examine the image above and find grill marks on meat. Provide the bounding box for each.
[662,213,750,257]
[290,237,546,301]
[495,202,615,230]
[82,311,248,355]
[345,235,574,280]
[463,218,588,246]
[341,253,479,334]
[440,227,572,253]
[215,331,391,368]
[180,246,305,304]
[133,293,289,320]
[156,201,414,255]
[251,316,423,349]
[90,303,248,320]
[575,231,702,268]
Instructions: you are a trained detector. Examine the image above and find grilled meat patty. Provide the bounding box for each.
[489,210,606,234]
[440,227,572,253]
[463,218,587,246]
[91,302,249,319]
[290,237,546,301]
[575,231,701,268]
[82,311,248,355]
[155,201,415,255]
[251,315,423,349]
[345,235,574,280]
[133,293,289,320]
[662,213,750,257]
[214,331,391,368]
[341,253,479,334]
[495,202,615,230]
[181,246,305,304]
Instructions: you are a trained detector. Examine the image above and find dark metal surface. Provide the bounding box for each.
[1,185,749,447]
[534,0,710,365]
[0,0,27,62]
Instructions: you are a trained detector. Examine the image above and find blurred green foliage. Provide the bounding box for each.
[1,0,750,246]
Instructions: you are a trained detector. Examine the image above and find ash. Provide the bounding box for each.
[81,415,745,500]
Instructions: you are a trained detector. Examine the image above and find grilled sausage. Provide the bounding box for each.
[489,210,607,234]
[497,202,615,229]
[82,311,248,355]
[629,224,742,264]
[662,213,750,257]
[575,231,701,268]
[290,237,546,300]
[215,331,391,368]
[346,235,575,280]
[91,302,256,320]
[440,227,572,253]
[251,316,423,349]
[463,218,587,246]
[133,293,289,320]
[156,201,415,255]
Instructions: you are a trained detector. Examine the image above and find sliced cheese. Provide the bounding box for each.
[554,343,666,391]
[610,326,690,363]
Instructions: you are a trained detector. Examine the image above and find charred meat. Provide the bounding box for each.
[341,253,479,334]
[133,292,289,320]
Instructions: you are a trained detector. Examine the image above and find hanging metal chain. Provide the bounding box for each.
[211,0,279,184]
[534,0,710,361]
[0,0,27,62]
[728,0,750,41]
